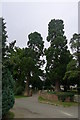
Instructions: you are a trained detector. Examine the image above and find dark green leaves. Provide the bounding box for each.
[47,19,64,42]
[2,18,15,116]
[28,32,44,57]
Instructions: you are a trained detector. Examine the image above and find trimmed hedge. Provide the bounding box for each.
[48,91,74,102]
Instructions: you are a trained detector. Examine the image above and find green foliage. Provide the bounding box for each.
[57,92,74,102]
[38,96,47,101]
[64,59,80,86]
[2,111,15,119]
[2,18,8,62]
[28,32,44,57]
[38,96,77,107]
[48,91,74,102]
[2,68,15,116]
[28,32,45,67]
[7,31,44,96]
[47,19,64,42]
[2,18,15,116]
[67,59,77,71]
[70,33,80,55]
[70,33,80,91]
[15,86,24,95]
[45,19,71,91]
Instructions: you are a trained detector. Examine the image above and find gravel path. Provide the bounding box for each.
[11,94,78,118]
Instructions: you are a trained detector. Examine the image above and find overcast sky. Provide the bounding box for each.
[2,1,79,48]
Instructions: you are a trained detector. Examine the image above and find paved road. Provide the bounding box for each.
[11,94,78,118]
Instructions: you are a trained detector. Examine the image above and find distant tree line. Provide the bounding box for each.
[1,18,80,117]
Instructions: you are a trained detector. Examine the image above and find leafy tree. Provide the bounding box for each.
[22,48,37,96]
[23,32,44,95]
[7,32,44,96]
[28,32,44,56]
[45,19,71,91]
[8,46,44,96]
[69,33,80,90]
[7,47,35,96]
[28,32,45,67]
[63,59,80,91]
[7,47,26,95]
[1,18,15,116]
[70,33,80,68]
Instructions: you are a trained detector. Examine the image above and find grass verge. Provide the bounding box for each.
[3,111,15,120]
[15,95,27,98]
[7,111,14,118]
[38,96,78,107]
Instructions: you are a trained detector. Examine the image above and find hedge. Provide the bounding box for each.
[48,91,74,102]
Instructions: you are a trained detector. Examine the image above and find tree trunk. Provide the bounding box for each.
[77,75,80,94]
[24,75,30,96]
[55,80,60,92]
[24,80,29,96]
[64,85,67,92]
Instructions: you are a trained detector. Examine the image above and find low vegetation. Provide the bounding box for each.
[48,91,74,102]
[38,96,78,107]
[2,111,15,120]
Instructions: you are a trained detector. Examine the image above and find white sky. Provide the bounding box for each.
[1,0,79,48]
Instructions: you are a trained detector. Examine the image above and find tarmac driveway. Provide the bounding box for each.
[11,94,78,118]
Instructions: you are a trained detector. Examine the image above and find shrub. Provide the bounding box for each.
[15,86,24,95]
[56,92,74,102]
[2,68,15,116]
[48,91,74,102]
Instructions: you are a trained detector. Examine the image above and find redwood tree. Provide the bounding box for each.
[45,19,71,91]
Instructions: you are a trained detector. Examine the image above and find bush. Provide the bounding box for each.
[2,88,15,116]
[2,68,15,116]
[2,111,15,120]
[15,86,24,95]
[57,92,74,102]
[48,91,74,102]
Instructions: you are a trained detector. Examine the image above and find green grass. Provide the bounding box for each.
[7,111,14,118]
[3,111,15,119]
[38,96,47,101]
[15,95,27,98]
[38,96,78,107]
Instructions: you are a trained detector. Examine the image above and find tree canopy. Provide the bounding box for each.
[45,19,71,91]
[2,18,80,101]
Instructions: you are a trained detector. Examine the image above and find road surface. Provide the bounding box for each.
[11,94,78,118]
